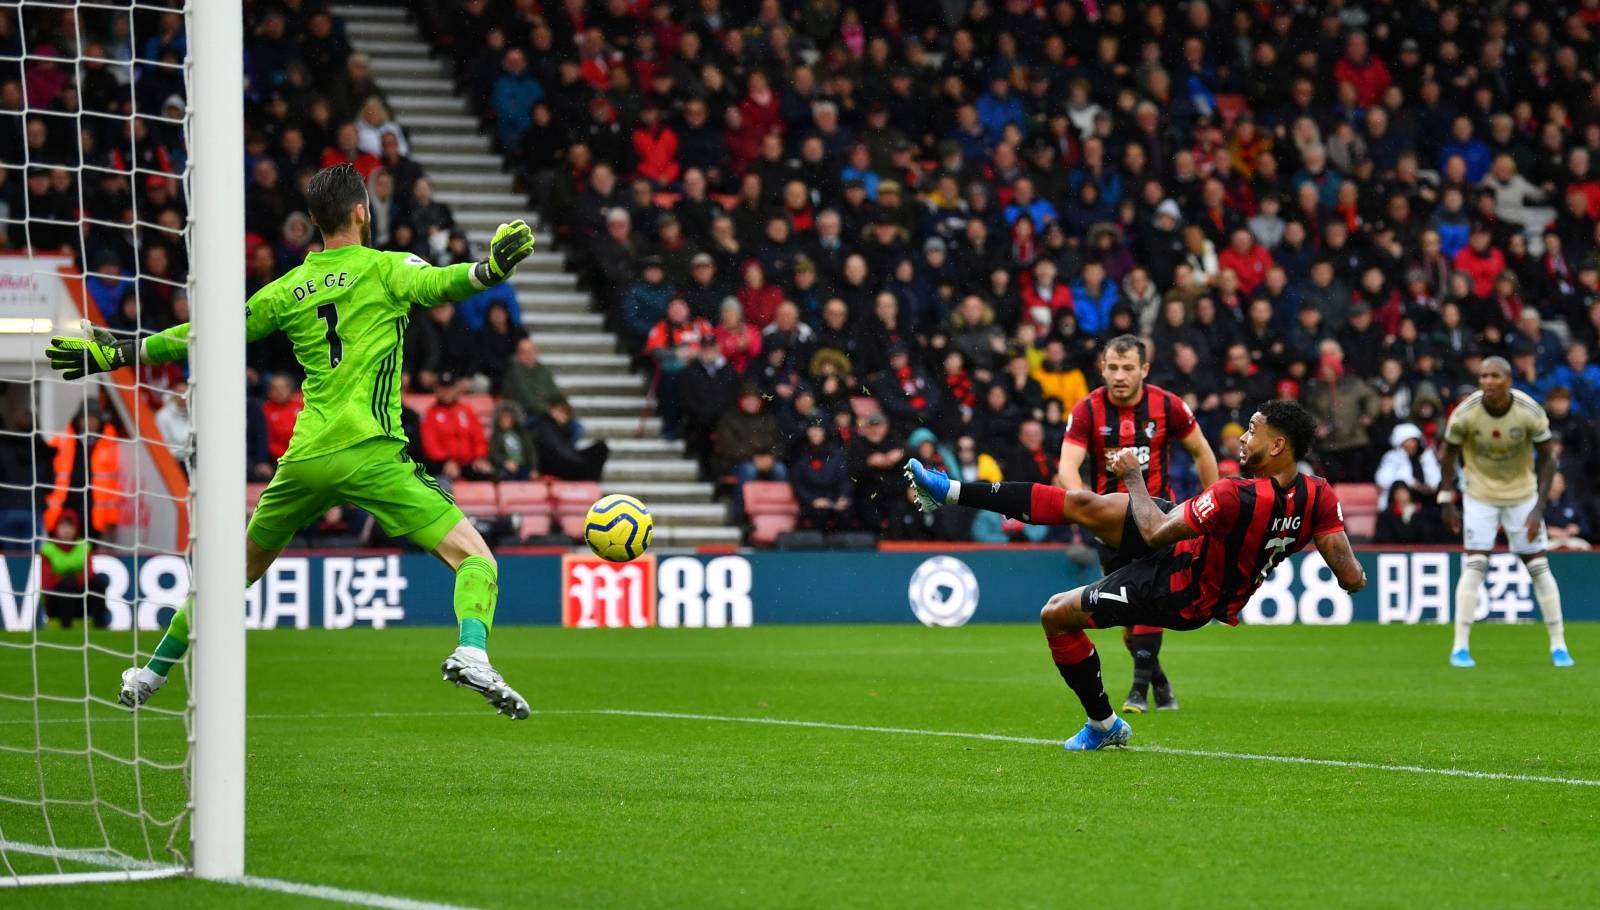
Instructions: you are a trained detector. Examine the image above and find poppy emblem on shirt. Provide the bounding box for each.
[1120,419,1135,437]
[1492,429,1501,438]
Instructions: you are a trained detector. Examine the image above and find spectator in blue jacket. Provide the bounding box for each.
[620,256,675,351]
[1070,261,1120,336]
[1549,342,1600,416]
[1428,187,1472,258]
[1440,116,1492,183]
[1003,177,1057,227]
[976,76,1024,145]
[490,48,544,149]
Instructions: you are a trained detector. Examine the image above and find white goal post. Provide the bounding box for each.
[189,0,245,882]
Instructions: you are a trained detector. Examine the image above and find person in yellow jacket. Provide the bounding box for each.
[1030,336,1089,412]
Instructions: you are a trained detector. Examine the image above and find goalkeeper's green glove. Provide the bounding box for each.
[46,320,137,380]
[475,219,536,286]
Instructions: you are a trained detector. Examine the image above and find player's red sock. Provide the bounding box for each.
[955,482,1070,524]
[1046,631,1114,722]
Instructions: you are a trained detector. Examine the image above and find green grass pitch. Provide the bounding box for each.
[3,622,1598,908]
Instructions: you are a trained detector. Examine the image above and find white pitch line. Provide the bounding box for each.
[0,840,483,909]
[7,706,1600,788]
[581,708,1600,789]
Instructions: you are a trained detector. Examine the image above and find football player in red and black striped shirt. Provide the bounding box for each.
[1058,335,1219,714]
[903,400,1364,750]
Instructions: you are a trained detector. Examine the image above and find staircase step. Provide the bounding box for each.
[455,211,542,230]
[557,373,646,395]
[568,394,649,415]
[511,277,580,295]
[351,37,433,57]
[641,503,730,526]
[425,172,514,193]
[540,352,630,370]
[369,57,447,78]
[410,131,491,150]
[527,332,616,354]
[654,526,743,547]
[400,113,481,132]
[481,251,565,273]
[387,95,464,115]
[602,462,702,483]
[412,151,503,171]
[435,190,531,209]
[606,437,686,455]
[521,310,603,330]
[344,20,417,39]
[579,416,661,438]
[332,4,408,20]
[374,76,456,93]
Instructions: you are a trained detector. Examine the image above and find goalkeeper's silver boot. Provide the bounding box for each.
[117,667,166,709]
[441,648,530,720]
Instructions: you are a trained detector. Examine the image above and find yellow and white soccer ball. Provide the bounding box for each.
[583,494,653,562]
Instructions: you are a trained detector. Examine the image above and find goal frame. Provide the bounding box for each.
[189,0,246,881]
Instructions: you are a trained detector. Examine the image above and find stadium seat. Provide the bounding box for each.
[550,481,603,539]
[743,482,800,546]
[462,394,496,427]
[451,481,500,519]
[402,393,432,416]
[1344,510,1378,541]
[245,482,268,514]
[1333,483,1380,510]
[497,481,554,538]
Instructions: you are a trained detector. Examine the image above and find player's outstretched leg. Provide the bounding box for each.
[1451,553,1487,667]
[1526,555,1574,667]
[1042,590,1130,751]
[435,521,529,720]
[904,459,1129,543]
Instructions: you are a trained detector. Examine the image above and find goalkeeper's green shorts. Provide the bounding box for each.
[247,436,464,552]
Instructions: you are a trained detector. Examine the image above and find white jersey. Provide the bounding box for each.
[1443,389,1551,506]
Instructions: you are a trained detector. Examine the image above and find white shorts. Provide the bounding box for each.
[1463,493,1548,554]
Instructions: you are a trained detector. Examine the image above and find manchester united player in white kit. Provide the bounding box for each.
[1438,356,1574,668]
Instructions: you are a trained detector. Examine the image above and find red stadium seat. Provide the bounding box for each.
[742,481,800,517]
[451,481,500,519]
[1334,483,1380,511]
[245,482,268,513]
[402,393,432,416]
[462,394,496,428]
[1343,510,1378,541]
[497,480,550,510]
[518,512,554,539]
[550,481,604,539]
[750,513,798,546]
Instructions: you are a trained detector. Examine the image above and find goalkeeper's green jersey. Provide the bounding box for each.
[148,245,482,463]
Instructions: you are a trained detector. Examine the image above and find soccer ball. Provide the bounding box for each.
[583,494,653,562]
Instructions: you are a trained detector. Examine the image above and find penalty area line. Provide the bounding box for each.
[0,840,484,909]
[577,708,1600,789]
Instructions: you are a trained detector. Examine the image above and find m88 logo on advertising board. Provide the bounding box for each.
[562,553,657,628]
[560,554,755,629]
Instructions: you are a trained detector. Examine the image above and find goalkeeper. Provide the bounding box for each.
[47,164,537,719]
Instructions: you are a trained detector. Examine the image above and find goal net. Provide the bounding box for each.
[0,0,242,886]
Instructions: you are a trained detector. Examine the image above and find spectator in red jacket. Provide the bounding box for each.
[422,374,492,480]
[632,101,680,187]
[737,259,784,329]
[716,297,764,373]
[318,122,380,178]
[1217,228,1275,296]
[1453,227,1507,298]
[261,373,303,462]
[1332,31,1391,107]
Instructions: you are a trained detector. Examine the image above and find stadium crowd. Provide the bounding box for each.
[412,0,1600,544]
[3,0,1600,548]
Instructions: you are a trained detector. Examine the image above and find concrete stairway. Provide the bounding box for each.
[335,4,737,547]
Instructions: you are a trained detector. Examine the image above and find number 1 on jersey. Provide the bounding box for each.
[316,302,343,367]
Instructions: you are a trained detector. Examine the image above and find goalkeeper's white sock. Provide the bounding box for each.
[1454,553,1487,651]
[1527,556,1566,651]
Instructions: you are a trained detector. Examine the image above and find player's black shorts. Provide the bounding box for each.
[1095,496,1177,573]
[1080,547,1212,632]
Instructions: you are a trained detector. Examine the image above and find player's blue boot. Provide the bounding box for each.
[1449,648,1476,668]
[1552,647,1575,668]
[1062,716,1131,751]
[902,458,950,512]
